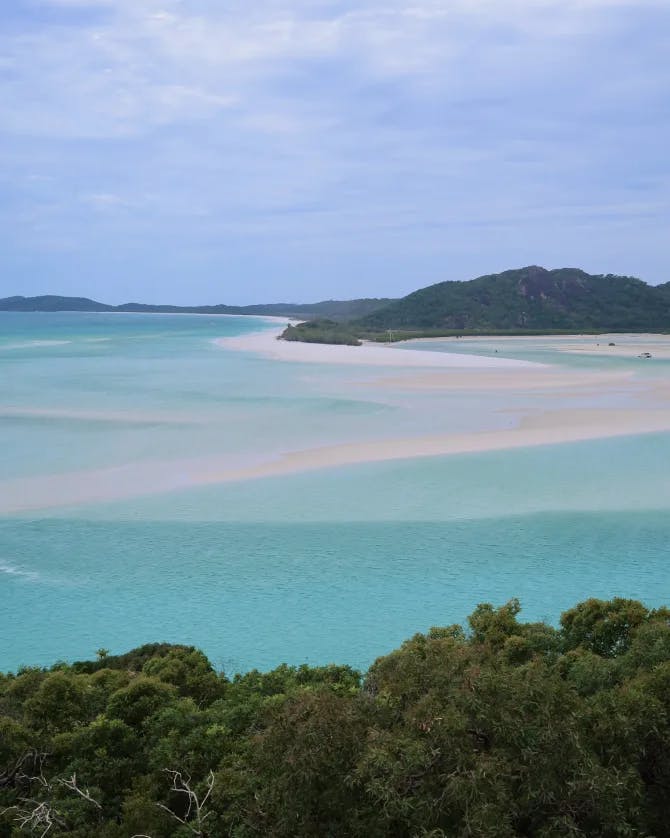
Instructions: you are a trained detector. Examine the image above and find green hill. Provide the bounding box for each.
[356,266,670,333]
[0,295,394,320]
[655,281,670,305]
[0,295,113,312]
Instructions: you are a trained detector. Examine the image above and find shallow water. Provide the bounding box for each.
[1,313,668,672]
[2,508,669,673]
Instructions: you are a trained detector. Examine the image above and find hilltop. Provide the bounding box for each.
[355,266,670,333]
[0,295,113,312]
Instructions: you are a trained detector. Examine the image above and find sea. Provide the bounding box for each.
[1,312,669,674]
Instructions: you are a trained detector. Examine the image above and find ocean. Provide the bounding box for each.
[1,312,668,672]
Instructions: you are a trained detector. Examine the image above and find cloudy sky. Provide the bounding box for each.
[1,0,668,304]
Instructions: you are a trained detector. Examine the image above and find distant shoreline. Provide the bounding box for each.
[406,332,670,360]
[0,309,291,323]
[6,308,669,341]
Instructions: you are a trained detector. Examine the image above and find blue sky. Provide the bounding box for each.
[1,0,668,304]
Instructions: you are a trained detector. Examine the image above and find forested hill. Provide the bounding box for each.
[0,295,394,320]
[0,295,113,312]
[356,266,670,332]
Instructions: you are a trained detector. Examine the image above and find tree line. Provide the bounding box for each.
[2,596,670,836]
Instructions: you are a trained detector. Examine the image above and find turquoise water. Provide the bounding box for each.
[400,334,670,373]
[1,313,669,672]
[3,510,669,674]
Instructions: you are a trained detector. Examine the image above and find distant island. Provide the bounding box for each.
[0,293,394,321]
[3,266,669,343]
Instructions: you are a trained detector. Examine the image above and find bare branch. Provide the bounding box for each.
[156,769,215,837]
[56,774,102,810]
[2,758,102,836]
[0,751,49,790]
[2,798,67,837]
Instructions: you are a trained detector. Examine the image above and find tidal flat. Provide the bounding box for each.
[1,312,668,671]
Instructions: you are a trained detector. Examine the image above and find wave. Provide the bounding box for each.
[0,340,72,351]
[0,561,40,582]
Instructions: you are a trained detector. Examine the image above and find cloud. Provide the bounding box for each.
[3,0,668,141]
[0,0,669,300]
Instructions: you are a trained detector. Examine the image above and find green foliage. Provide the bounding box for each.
[106,677,178,728]
[22,671,94,733]
[279,267,670,345]
[3,598,670,836]
[560,597,650,657]
[356,265,670,333]
[141,648,225,705]
[281,319,363,345]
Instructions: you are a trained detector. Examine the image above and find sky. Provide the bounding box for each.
[0,0,669,305]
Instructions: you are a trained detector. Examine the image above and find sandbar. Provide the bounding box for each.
[410,333,670,360]
[2,405,670,514]
[363,368,638,393]
[214,327,542,369]
[3,329,668,514]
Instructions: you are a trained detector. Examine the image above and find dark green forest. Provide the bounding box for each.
[3,597,670,836]
[281,319,362,345]
[280,267,670,344]
[355,267,670,333]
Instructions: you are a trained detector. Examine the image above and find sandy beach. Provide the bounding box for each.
[214,328,543,369]
[2,326,668,515]
[560,338,670,360]
[216,324,651,397]
[412,333,670,360]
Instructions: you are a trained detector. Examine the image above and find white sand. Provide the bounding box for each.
[561,339,670,360]
[2,329,668,514]
[363,368,637,393]
[219,407,670,481]
[412,333,670,360]
[3,406,670,514]
[214,327,543,369]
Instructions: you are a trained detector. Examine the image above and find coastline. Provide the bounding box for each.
[2,325,668,515]
[404,332,670,360]
[214,326,544,369]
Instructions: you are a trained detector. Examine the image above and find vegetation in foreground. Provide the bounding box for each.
[2,597,670,837]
